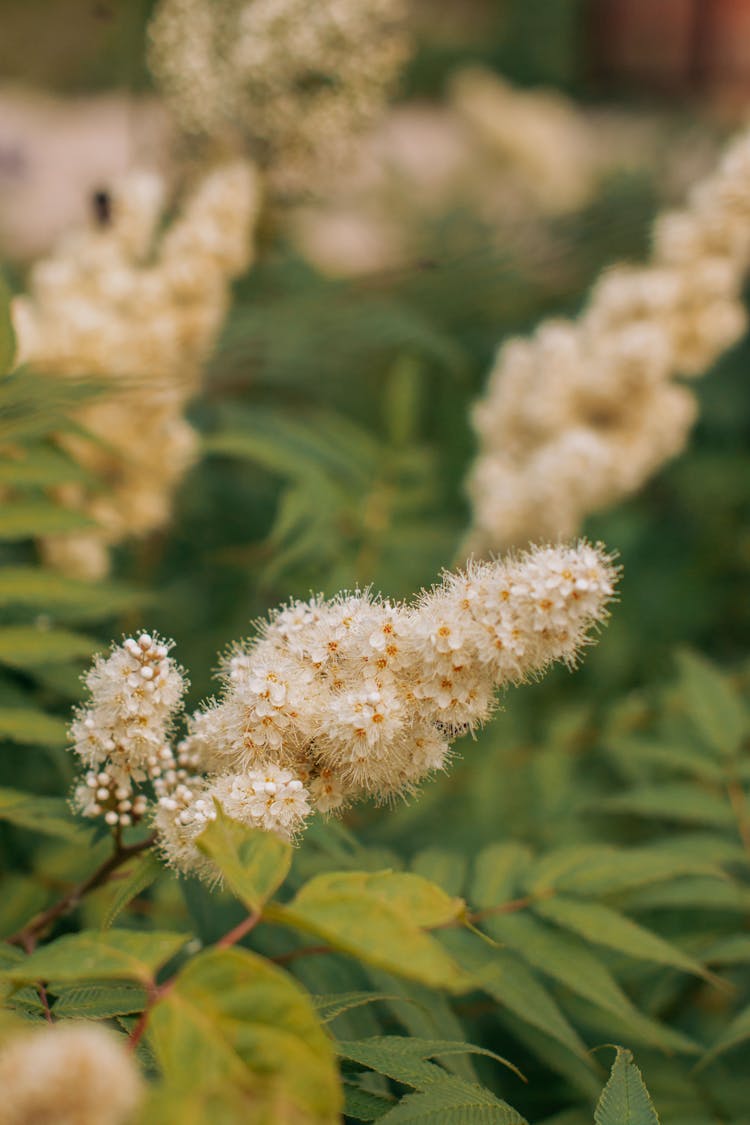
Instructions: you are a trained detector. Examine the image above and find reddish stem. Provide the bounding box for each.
[470,894,537,924]
[127,910,262,1050]
[7,833,157,950]
[216,910,262,949]
[272,944,332,965]
[128,979,169,1053]
[37,982,53,1024]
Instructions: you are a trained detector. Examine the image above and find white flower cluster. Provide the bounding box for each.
[147,0,410,193]
[0,1023,143,1125]
[448,66,599,216]
[466,125,750,553]
[12,159,261,579]
[71,633,187,831]
[153,763,311,875]
[150,541,617,875]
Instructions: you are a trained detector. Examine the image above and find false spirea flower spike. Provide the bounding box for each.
[71,632,188,829]
[70,542,618,878]
[12,158,261,580]
[148,0,410,194]
[0,1023,143,1125]
[466,124,750,554]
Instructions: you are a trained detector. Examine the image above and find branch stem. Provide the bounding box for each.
[7,832,157,950]
[216,909,263,949]
[127,908,263,1050]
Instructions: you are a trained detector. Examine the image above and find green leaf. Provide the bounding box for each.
[0,944,25,969]
[0,786,84,838]
[625,876,750,913]
[0,709,68,748]
[1,929,188,989]
[0,442,91,487]
[702,1003,750,1062]
[343,1081,395,1121]
[411,849,467,897]
[0,875,49,940]
[376,1077,528,1124]
[0,567,142,620]
[442,932,589,1061]
[196,804,292,912]
[0,1010,27,1046]
[598,784,733,827]
[533,896,710,979]
[471,844,532,908]
[536,1110,588,1125]
[272,871,472,992]
[0,499,93,541]
[99,851,163,929]
[148,946,342,1121]
[548,847,724,896]
[52,983,148,1019]
[701,934,750,965]
[312,991,399,1023]
[0,273,16,376]
[604,735,727,783]
[140,1084,273,1125]
[521,846,606,896]
[337,1036,524,1088]
[4,984,48,1019]
[481,914,698,1054]
[594,1048,660,1125]
[366,970,480,1082]
[495,1016,602,1102]
[383,354,424,448]
[0,626,98,671]
[675,650,748,757]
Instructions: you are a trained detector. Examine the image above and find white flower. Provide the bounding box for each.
[12,160,261,579]
[73,543,617,878]
[0,1023,143,1125]
[148,0,410,193]
[70,632,187,828]
[466,123,750,553]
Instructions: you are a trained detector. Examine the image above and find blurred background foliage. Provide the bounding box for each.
[2,1,750,1122]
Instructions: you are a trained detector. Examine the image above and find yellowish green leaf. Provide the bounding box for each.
[148,946,342,1123]
[271,871,472,992]
[0,567,142,620]
[0,626,98,670]
[675,650,748,757]
[0,274,15,376]
[0,500,93,541]
[1,929,188,989]
[196,804,292,912]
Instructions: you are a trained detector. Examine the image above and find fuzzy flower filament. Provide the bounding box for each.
[148,541,617,875]
[71,632,187,830]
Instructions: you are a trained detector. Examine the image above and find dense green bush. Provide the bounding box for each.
[2,5,750,1121]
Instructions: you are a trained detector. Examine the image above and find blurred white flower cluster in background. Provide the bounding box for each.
[466,124,750,553]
